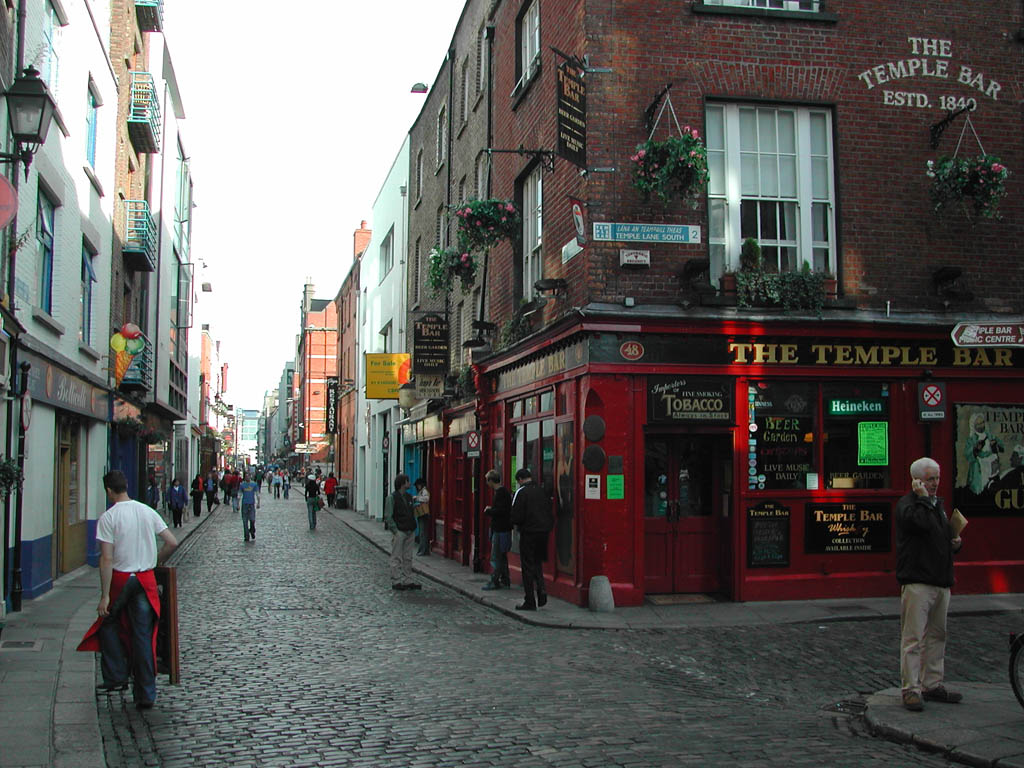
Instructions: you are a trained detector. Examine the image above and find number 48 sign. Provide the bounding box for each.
[917,382,946,422]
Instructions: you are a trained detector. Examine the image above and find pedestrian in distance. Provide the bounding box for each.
[283,471,291,500]
[190,473,204,518]
[205,470,219,512]
[77,470,177,710]
[509,467,553,611]
[145,474,161,512]
[239,471,260,542]
[896,456,964,712]
[384,473,420,591]
[412,477,431,556]
[255,470,263,495]
[272,471,282,499]
[167,477,187,528]
[324,472,338,510]
[482,469,512,589]
[228,469,242,513]
[304,473,322,530]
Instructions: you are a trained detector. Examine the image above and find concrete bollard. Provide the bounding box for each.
[588,575,615,613]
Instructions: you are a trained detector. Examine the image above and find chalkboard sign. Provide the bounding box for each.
[805,502,891,554]
[747,500,790,567]
[748,382,815,490]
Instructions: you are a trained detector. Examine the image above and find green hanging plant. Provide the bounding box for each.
[427,246,477,294]
[0,457,23,499]
[927,154,1009,220]
[453,198,521,252]
[630,127,710,207]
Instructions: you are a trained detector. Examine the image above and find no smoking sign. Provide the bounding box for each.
[917,382,946,422]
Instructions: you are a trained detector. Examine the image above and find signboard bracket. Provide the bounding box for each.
[486,147,555,173]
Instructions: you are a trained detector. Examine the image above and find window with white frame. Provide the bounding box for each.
[515,0,540,93]
[379,226,394,280]
[41,1,63,93]
[85,86,99,169]
[702,0,821,10]
[706,103,835,277]
[436,105,447,167]
[436,205,445,249]
[80,241,96,344]
[415,149,424,201]
[477,23,489,94]
[521,165,543,299]
[458,177,466,206]
[37,190,56,314]
[475,152,488,198]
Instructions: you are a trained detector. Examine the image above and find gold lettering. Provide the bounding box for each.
[729,343,752,363]
[811,344,830,364]
[900,346,920,365]
[855,347,879,365]
[975,348,992,366]
[953,348,971,366]
[780,344,798,363]
[881,347,900,365]
[994,349,1011,367]
[919,347,938,365]
[834,346,852,364]
[753,344,777,364]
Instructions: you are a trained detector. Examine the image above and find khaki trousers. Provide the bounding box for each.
[900,582,950,694]
[389,530,415,585]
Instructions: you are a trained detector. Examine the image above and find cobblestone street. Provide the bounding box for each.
[97,492,1009,767]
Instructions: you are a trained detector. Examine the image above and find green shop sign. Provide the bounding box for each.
[828,398,885,416]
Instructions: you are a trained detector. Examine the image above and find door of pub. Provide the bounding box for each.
[643,434,730,593]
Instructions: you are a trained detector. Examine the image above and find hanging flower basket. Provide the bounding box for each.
[927,154,1009,220]
[114,416,144,439]
[427,246,477,294]
[631,127,710,206]
[453,199,520,252]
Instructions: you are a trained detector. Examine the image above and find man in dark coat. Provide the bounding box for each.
[483,469,513,590]
[509,467,553,610]
[896,457,963,712]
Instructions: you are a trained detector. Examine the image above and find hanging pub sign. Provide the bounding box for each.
[805,502,891,554]
[747,500,790,568]
[648,376,732,424]
[325,377,339,434]
[556,60,586,168]
[413,315,449,376]
[952,403,1024,517]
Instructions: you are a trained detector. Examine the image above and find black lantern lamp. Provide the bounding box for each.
[1,67,58,180]
[463,319,497,350]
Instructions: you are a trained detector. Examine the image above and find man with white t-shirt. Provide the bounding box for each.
[78,470,177,709]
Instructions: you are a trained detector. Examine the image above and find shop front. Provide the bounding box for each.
[474,314,1024,607]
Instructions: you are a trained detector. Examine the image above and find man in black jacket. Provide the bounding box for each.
[384,474,420,591]
[509,468,553,610]
[896,457,963,712]
[482,470,512,590]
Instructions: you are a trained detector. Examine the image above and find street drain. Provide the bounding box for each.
[825,699,867,715]
[0,640,43,652]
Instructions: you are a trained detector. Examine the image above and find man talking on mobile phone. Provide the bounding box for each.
[895,457,963,712]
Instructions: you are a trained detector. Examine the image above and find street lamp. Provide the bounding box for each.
[0,67,58,180]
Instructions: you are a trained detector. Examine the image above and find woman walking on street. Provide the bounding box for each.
[304,474,321,530]
[413,478,431,556]
[190,473,204,518]
[205,470,219,513]
[167,478,187,528]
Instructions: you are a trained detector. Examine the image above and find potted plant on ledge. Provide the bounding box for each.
[927,154,1009,220]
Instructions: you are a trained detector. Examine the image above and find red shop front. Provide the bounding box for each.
[475,312,1024,606]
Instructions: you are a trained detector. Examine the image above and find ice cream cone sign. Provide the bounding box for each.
[110,331,135,386]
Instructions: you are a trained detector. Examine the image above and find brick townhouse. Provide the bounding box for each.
[411,0,1024,607]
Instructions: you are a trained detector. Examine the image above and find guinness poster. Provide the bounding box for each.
[953,403,1024,517]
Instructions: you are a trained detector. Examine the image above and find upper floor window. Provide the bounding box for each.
[436,105,447,168]
[701,0,821,10]
[85,86,99,168]
[520,165,543,299]
[174,142,192,254]
[37,190,57,314]
[41,2,63,93]
[475,152,488,198]
[80,241,96,345]
[436,205,445,249]
[415,148,424,201]
[412,237,422,306]
[477,23,489,94]
[379,226,394,280]
[515,0,541,94]
[706,103,836,278]
[460,58,470,126]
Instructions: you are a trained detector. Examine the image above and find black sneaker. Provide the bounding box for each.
[515,603,537,611]
[537,594,548,607]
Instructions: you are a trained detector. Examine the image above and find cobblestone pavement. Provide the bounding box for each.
[98,492,1009,767]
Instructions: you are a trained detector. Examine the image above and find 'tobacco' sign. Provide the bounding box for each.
[951,323,1024,348]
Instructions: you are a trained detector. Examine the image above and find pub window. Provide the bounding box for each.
[539,390,554,414]
[749,381,816,490]
[512,399,523,419]
[823,382,891,489]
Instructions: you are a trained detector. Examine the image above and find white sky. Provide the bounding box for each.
[163,1,466,411]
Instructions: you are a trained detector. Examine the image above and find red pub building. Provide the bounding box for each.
[413,0,1024,607]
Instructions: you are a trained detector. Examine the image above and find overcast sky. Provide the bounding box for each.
[163,1,466,410]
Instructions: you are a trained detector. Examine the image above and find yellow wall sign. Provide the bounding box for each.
[365,353,411,399]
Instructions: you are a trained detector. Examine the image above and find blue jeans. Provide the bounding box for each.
[231,493,240,512]
[98,575,157,704]
[489,531,511,585]
[283,485,290,499]
[241,503,256,540]
[415,514,430,555]
[306,498,317,529]
[273,485,281,498]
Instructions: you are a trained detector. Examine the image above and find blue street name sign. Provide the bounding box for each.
[592,222,701,244]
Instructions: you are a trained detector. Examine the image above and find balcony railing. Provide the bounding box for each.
[134,0,164,31]
[120,333,154,393]
[124,200,157,272]
[127,72,161,153]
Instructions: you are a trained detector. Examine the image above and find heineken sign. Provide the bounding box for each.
[827,398,885,416]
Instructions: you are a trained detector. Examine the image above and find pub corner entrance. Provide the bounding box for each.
[643,433,732,595]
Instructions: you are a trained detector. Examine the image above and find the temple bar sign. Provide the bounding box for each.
[556,61,586,168]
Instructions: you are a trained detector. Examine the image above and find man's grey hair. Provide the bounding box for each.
[909,457,940,479]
